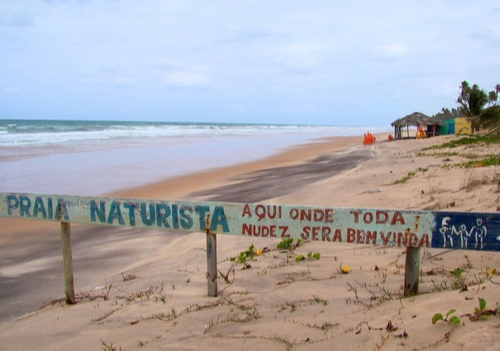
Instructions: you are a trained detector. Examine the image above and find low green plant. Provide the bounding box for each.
[450,267,464,277]
[307,251,320,260]
[295,251,320,262]
[432,309,461,325]
[395,172,416,184]
[425,135,500,150]
[278,238,294,249]
[432,298,500,326]
[277,238,302,250]
[462,155,500,168]
[450,267,467,291]
[466,298,499,321]
[230,244,256,263]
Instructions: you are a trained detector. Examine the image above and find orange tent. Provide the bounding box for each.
[363,132,376,145]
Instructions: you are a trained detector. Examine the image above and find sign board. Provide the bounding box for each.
[1,192,499,252]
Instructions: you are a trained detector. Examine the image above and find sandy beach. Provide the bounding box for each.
[1,134,499,350]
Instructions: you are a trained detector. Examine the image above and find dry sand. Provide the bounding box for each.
[0,135,499,350]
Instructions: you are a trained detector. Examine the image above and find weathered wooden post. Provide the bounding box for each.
[60,222,76,304]
[205,214,218,297]
[404,247,420,297]
[206,228,218,297]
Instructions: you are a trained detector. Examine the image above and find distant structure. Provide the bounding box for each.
[391,110,472,140]
[391,112,444,140]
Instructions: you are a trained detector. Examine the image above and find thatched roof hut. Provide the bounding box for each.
[391,112,444,139]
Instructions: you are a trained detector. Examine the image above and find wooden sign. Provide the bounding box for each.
[2,192,499,252]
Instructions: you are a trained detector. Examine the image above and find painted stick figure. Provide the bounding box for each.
[439,217,453,247]
[453,224,467,248]
[462,224,473,248]
[470,218,487,249]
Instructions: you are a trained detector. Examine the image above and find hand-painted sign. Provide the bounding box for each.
[1,192,499,252]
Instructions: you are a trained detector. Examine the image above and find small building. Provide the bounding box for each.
[454,117,472,135]
[391,112,444,140]
[437,117,472,135]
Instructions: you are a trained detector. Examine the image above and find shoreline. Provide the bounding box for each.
[110,135,364,200]
[1,130,373,197]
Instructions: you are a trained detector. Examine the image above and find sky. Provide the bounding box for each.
[1,1,499,126]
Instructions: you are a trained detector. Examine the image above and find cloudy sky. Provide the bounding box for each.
[1,1,499,126]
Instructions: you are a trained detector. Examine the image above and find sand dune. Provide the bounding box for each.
[0,135,499,350]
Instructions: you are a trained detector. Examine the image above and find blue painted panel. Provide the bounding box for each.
[449,123,455,134]
[432,212,500,251]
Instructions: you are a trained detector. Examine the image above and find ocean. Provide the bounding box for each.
[0,119,389,196]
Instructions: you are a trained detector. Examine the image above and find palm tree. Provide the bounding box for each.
[457,81,488,133]
[488,84,500,106]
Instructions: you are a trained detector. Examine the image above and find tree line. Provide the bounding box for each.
[433,81,500,135]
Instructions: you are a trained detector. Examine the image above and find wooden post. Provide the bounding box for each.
[60,222,76,304]
[404,247,420,297]
[206,230,218,297]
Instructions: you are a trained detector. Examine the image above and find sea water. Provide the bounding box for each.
[0,119,389,196]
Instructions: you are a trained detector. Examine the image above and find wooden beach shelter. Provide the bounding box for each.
[391,112,443,139]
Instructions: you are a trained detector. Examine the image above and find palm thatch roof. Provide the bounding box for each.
[391,112,444,127]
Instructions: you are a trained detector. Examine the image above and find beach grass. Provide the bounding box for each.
[424,134,500,150]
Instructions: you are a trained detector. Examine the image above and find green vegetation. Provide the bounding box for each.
[416,132,500,174]
[307,251,321,260]
[450,267,464,278]
[432,309,461,325]
[230,244,257,263]
[393,167,433,184]
[424,135,500,151]
[432,81,500,136]
[417,133,500,171]
[462,155,500,168]
[277,238,302,250]
[470,298,495,321]
[481,105,500,136]
[456,81,500,134]
[395,172,416,184]
[295,254,305,261]
[295,251,321,262]
[432,298,500,326]
[449,267,467,290]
